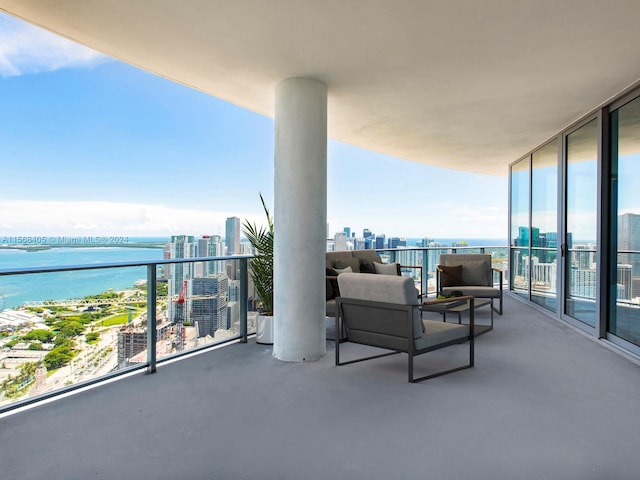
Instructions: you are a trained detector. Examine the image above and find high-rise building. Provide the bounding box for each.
[574,243,596,270]
[617,264,633,300]
[196,235,225,277]
[619,213,640,276]
[387,237,405,249]
[343,227,351,238]
[225,217,241,255]
[571,267,597,299]
[363,229,373,249]
[375,235,386,249]
[334,232,348,251]
[517,227,540,247]
[167,235,196,304]
[189,275,229,337]
[531,258,557,292]
[353,237,367,250]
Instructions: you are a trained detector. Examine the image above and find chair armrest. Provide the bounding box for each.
[491,268,503,290]
[399,264,422,278]
[326,275,339,281]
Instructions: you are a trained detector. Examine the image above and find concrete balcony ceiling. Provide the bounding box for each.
[2,1,640,175]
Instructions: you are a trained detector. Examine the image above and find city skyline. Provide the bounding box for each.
[0,13,507,241]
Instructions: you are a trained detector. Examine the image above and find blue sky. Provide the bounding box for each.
[0,13,508,241]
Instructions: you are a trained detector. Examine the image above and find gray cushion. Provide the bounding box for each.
[462,260,491,286]
[416,321,469,350]
[374,262,399,275]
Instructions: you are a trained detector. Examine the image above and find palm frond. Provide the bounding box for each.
[242,193,274,314]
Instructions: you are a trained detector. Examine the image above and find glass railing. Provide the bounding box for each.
[0,255,251,413]
[0,245,510,412]
[610,250,640,347]
[377,246,508,296]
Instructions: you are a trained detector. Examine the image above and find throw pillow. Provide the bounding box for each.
[359,258,377,274]
[374,262,399,275]
[439,265,463,287]
[333,265,353,274]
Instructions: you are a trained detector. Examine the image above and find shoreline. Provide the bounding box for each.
[0,243,165,252]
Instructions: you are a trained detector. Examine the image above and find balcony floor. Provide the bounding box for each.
[2,295,640,480]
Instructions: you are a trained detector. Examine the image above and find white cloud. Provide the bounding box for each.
[0,14,108,77]
[0,200,263,237]
[328,200,508,241]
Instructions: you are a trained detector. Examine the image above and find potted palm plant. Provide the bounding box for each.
[243,193,274,344]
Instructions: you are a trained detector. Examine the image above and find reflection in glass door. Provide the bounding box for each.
[564,119,598,327]
[609,98,640,347]
[531,141,558,311]
[510,157,530,297]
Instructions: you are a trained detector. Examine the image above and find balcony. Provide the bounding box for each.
[2,255,640,479]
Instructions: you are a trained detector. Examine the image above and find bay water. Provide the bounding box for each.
[0,237,506,310]
[0,247,164,309]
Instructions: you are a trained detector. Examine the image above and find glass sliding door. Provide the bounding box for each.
[510,157,530,297]
[531,141,558,311]
[609,97,640,346]
[564,119,598,327]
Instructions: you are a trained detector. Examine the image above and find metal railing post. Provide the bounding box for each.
[421,248,428,297]
[146,264,157,374]
[240,258,248,343]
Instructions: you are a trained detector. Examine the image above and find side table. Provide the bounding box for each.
[421,296,492,336]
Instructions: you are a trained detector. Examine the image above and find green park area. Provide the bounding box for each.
[1,282,167,401]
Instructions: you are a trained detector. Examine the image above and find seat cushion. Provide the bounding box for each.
[416,320,469,350]
[439,264,463,287]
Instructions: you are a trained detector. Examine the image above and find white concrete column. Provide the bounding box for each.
[273,77,327,362]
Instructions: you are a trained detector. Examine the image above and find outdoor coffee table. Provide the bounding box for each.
[421,297,493,336]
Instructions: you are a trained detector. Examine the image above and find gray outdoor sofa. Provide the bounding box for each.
[325,249,420,317]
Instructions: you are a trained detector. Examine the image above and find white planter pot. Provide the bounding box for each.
[256,314,274,345]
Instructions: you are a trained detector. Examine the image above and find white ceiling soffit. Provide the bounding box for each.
[2,0,640,176]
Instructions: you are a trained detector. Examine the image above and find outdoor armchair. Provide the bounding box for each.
[437,253,503,315]
[335,273,474,383]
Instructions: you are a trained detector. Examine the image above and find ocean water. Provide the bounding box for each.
[405,238,507,247]
[0,247,164,309]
